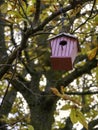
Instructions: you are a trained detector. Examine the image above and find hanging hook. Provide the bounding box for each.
[57,0,67,32]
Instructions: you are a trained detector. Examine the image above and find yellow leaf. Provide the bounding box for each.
[60,86,65,94]
[62,95,81,106]
[50,87,61,97]
[70,4,82,17]
[87,47,98,60]
[27,125,34,130]
[3,71,13,79]
[27,5,36,16]
[51,87,81,105]
[5,36,11,41]
[61,94,70,100]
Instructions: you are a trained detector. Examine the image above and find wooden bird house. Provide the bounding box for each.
[48,33,80,70]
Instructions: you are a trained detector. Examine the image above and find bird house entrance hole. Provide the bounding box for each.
[59,40,67,50]
[59,40,67,46]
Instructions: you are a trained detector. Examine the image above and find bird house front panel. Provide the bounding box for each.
[50,37,67,57]
[50,37,75,58]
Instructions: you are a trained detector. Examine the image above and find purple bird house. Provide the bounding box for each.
[48,33,80,70]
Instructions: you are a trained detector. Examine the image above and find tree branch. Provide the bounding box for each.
[88,118,98,130]
[0,47,20,79]
[80,118,98,130]
[56,59,97,89]
[65,90,98,95]
[0,31,28,79]
[17,0,30,24]
[73,0,96,33]
[33,0,41,26]
[0,87,17,117]
[26,0,93,36]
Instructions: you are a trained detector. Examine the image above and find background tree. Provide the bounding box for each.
[0,0,98,130]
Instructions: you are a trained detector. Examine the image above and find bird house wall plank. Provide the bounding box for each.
[51,39,56,56]
[61,37,67,57]
[58,37,66,56]
[55,38,60,56]
[68,39,74,56]
[70,40,78,63]
[65,38,70,57]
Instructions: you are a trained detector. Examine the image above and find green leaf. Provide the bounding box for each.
[87,47,98,60]
[0,3,8,13]
[76,109,88,130]
[8,10,22,18]
[61,105,72,110]
[96,67,98,83]
[70,108,88,130]
[70,108,78,124]
[32,0,36,3]
[95,15,98,25]
[27,125,34,130]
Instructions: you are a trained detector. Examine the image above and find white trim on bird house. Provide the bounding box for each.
[48,33,77,41]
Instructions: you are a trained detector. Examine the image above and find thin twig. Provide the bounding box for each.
[33,0,41,25]
[73,0,96,33]
[10,25,17,47]
[0,64,14,67]
[0,114,29,129]
[0,50,19,108]
[17,0,31,25]
[65,90,98,95]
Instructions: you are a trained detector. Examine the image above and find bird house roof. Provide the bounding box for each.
[48,33,78,41]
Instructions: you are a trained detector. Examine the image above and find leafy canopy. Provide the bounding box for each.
[0,0,98,130]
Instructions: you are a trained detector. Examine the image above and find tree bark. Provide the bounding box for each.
[0,0,7,64]
[30,95,56,130]
[0,88,17,117]
[11,77,57,130]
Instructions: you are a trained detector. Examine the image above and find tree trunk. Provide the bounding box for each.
[12,78,57,130]
[30,95,56,130]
